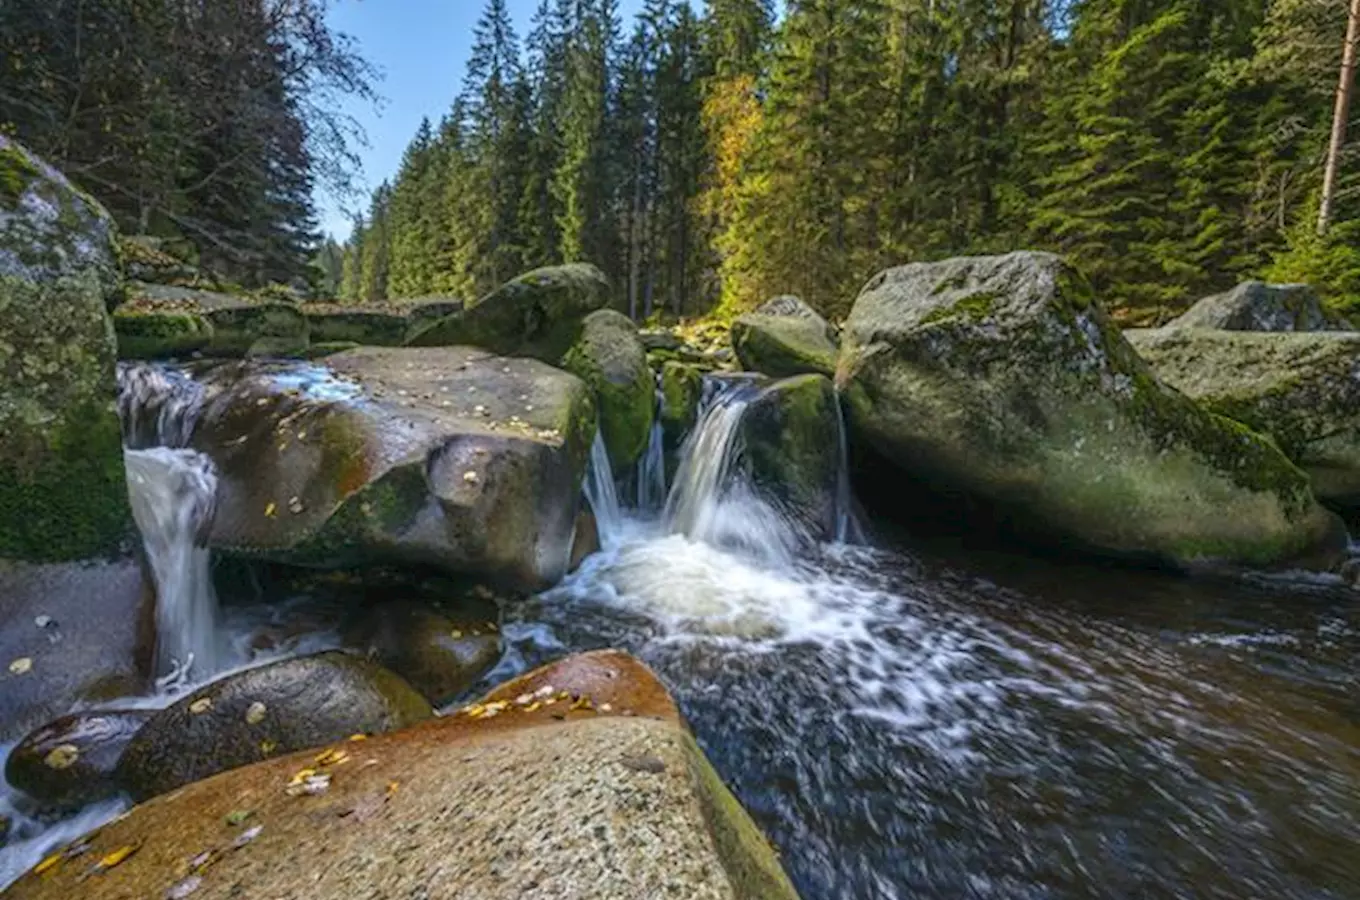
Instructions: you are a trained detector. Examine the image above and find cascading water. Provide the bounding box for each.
[831,392,865,545]
[125,446,222,679]
[635,383,667,512]
[117,362,207,449]
[583,430,623,549]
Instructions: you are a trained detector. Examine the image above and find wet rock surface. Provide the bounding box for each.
[837,252,1342,568]
[0,558,155,744]
[560,309,655,468]
[6,710,152,810]
[116,650,431,802]
[5,650,798,900]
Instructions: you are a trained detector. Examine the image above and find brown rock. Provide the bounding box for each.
[5,710,152,810]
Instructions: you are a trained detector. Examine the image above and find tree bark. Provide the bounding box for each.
[1318,0,1360,236]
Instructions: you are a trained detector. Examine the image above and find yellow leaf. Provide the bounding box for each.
[33,854,61,876]
[347,733,367,742]
[188,698,212,715]
[385,780,399,796]
[244,702,266,725]
[95,844,139,871]
[8,657,33,675]
[313,748,348,767]
[44,744,80,770]
[259,739,278,755]
[287,767,316,786]
[264,502,277,518]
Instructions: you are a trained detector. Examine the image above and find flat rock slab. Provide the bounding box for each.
[5,651,798,900]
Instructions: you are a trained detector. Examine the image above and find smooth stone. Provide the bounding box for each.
[0,557,155,743]
[5,651,799,900]
[115,650,431,801]
[731,295,838,378]
[5,710,152,810]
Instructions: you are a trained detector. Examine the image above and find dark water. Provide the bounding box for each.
[481,522,1360,900]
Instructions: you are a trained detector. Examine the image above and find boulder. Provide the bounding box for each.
[659,361,704,450]
[126,283,309,358]
[1167,281,1349,332]
[1127,328,1360,509]
[731,295,838,378]
[837,252,1342,567]
[407,264,611,361]
[342,597,503,707]
[6,651,799,900]
[0,135,130,560]
[119,236,205,288]
[0,558,155,743]
[120,346,597,590]
[113,304,214,358]
[740,374,844,541]
[116,650,431,801]
[303,305,408,347]
[560,310,655,468]
[5,710,152,810]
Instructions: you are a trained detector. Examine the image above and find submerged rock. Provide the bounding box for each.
[407,263,611,361]
[0,558,155,743]
[0,135,130,560]
[124,346,596,589]
[837,252,1342,568]
[7,651,799,900]
[6,710,151,810]
[116,650,431,801]
[561,309,655,468]
[741,374,844,540]
[342,597,503,707]
[1167,281,1349,332]
[1127,328,1360,510]
[731,295,838,378]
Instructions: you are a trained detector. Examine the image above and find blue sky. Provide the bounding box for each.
[319,0,650,241]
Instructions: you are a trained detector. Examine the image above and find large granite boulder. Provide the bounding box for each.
[1127,328,1360,510]
[5,709,152,810]
[837,252,1342,567]
[0,135,130,559]
[116,650,431,801]
[407,264,611,361]
[116,283,309,358]
[731,295,838,378]
[0,558,156,743]
[561,309,655,468]
[120,346,597,590]
[6,650,799,900]
[1167,281,1349,332]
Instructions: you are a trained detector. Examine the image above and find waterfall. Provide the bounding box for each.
[584,430,623,549]
[832,392,866,545]
[636,385,667,512]
[125,447,221,679]
[117,362,207,449]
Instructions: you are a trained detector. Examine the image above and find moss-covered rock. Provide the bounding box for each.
[6,651,799,900]
[0,136,131,560]
[304,305,409,346]
[116,650,431,801]
[303,340,362,359]
[731,295,838,378]
[560,309,655,468]
[342,596,503,707]
[406,263,610,361]
[837,252,1342,568]
[6,710,151,810]
[126,283,309,357]
[113,306,213,358]
[659,361,703,447]
[124,346,597,590]
[1167,281,1350,331]
[1127,328,1360,510]
[740,374,844,540]
[118,235,204,287]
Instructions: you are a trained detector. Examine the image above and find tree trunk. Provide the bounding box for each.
[1318,0,1360,236]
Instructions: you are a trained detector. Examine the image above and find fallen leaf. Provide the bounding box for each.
[44,744,80,769]
[188,698,213,715]
[287,767,317,787]
[223,810,253,827]
[450,629,464,639]
[229,825,263,849]
[91,844,139,874]
[462,471,478,484]
[33,854,61,876]
[259,739,278,755]
[8,657,33,675]
[570,695,594,712]
[184,849,217,874]
[313,748,349,767]
[263,502,277,518]
[347,733,367,742]
[244,701,267,725]
[165,875,202,899]
[286,773,331,797]
[385,780,399,796]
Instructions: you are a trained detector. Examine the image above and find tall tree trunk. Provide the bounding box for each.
[1318,0,1360,236]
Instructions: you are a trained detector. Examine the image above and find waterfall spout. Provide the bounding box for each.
[125,447,221,678]
[117,362,208,449]
[584,430,623,549]
[832,391,865,544]
[636,384,667,512]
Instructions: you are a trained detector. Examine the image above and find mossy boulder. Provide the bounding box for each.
[127,283,309,357]
[837,252,1342,568]
[406,263,611,361]
[659,361,703,448]
[113,305,213,358]
[740,374,845,541]
[119,235,203,287]
[1167,281,1350,331]
[560,309,655,468]
[1127,328,1360,510]
[121,346,597,590]
[0,136,131,560]
[304,305,409,346]
[343,596,503,707]
[116,650,431,801]
[0,558,155,744]
[6,710,151,810]
[6,651,799,900]
[731,295,838,378]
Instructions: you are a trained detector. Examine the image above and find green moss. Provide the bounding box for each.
[730,314,837,378]
[0,401,130,560]
[0,142,41,205]
[304,309,409,346]
[659,361,702,444]
[114,310,212,359]
[560,310,654,468]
